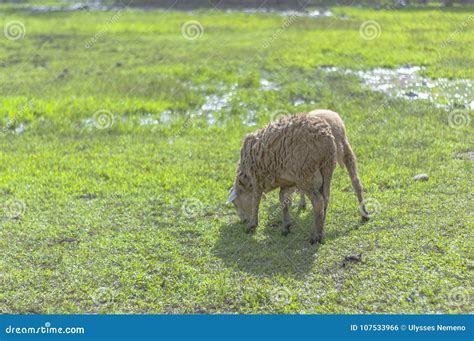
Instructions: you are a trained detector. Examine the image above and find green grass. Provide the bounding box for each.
[0,5,472,314]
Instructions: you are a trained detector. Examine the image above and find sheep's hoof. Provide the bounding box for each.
[359,205,370,222]
[245,225,257,234]
[271,220,282,228]
[281,224,291,236]
[310,235,322,245]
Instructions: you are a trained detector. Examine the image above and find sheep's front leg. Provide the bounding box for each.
[279,188,292,236]
[298,192,306,210]
[308,191,325,244]
[246,190,262,233]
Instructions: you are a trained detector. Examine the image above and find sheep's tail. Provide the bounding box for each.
[342,139,369,218]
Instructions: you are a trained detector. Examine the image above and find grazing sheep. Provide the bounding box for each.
[297,110,369,220]
[227,113,337,244]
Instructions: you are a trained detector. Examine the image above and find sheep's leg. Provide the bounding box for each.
[298,192,306,210]
[321,162,335,221]
[343,141,369,221]
[279,188,293,236]
[307,190,325,244]
[246,190,262,233]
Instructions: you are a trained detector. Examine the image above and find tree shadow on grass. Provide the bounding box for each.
[213,203,364,278]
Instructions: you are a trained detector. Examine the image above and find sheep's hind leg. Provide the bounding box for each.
[321,161,335,221]
[307,191,325,244]
[343,141,369,221]
[279,188,293,236]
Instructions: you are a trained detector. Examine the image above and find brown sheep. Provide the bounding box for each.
[227,113,337,244]
[297,110,369,220]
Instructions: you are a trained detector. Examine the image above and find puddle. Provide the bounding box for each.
[196,84,237,126]
[1,119,25,134]
[81,118,95,130]
[14,124,25,134]
[78,84,242,130]
[29,3,115,12]
[200,93,233,112]
[279,9,333,17]
[293,98,305,106]
[242,110,258,127]
[454,151,474,161]
[159,110,172,124]
[227,8,333,17]
[27,3,333,17]
[192,83,259,126]
[139,113,160,126]
[320,65,474,109]
[293,97,316,106]
[260,79,280,91]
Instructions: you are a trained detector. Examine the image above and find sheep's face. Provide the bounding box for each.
[228,155,255,226]
[227,180,253,225]
[231,189,253,224]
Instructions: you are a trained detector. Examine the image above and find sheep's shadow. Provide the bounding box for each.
[213,203,364,278]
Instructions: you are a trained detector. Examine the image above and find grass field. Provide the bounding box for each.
[0,4,472,314]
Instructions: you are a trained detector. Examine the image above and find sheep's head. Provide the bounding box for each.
[227,186,253,224]
[227,133,258,226]
[227,171,254,225]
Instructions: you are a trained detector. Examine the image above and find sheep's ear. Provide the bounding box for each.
[226,188,237,204]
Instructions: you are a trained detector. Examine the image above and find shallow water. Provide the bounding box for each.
[1,121,25,134]
[27,3,333,17]
[320,66,474,110]
[293,97,316,107]
[29,3,114,12]
[81,66,473,131]
[139,113,160,126]
[15,124,25,134]
[230,8,333,17]
[196,84,237,126]
[260,79,280,91]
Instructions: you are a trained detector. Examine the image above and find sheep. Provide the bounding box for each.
[297,110,369,220]
[227,113,337,244]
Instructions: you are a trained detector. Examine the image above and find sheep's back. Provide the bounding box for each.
[307,109,347,167]
[245,114,336,188]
